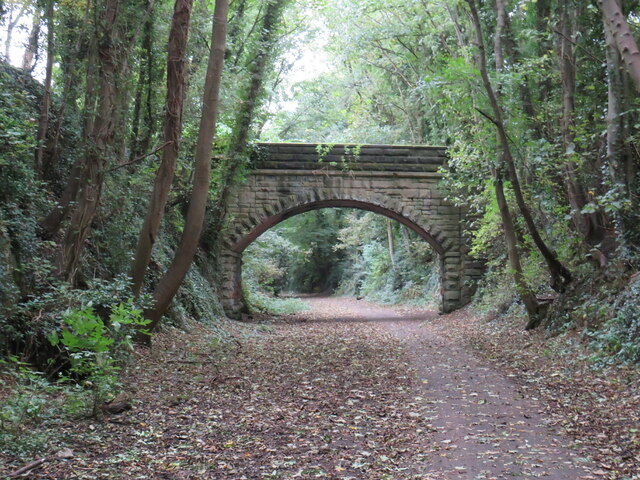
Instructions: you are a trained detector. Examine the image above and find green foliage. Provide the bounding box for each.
[335,211,439,305]
[242,209,440,308]
[0,0,639,392]
[0,356,58,456]
[471,262,519,319]
[47,301,150,415]
[242,229,310,315]
[50,307,114,354]
[243,285,310,315]
[587,276,640,365]
[259,0,639,353]
[0,63,48,324]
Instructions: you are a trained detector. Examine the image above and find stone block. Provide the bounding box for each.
[464,268,484,277]
[444,264,461,273]
[437,206,461,215]
[443,280,459,290]
[443,290,461,301]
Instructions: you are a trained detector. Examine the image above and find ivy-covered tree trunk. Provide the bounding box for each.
[555,1,600,246]
[44,0,91,182]
[57,0,121,280]
[495,171,541,328]
[21,4,41,71]
[128,14,155,163]
[40,23,98,239]
[467,0,572,296]
[145,0,229,329]
[493,0,540,141]
[491,0,541,324]
[206,0,289,247]
[34,0,54,178]
[225,0,248,62]
[466,0,542,327]
[131,0,194,298]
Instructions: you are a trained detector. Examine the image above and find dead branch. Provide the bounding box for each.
[9,457,48,477]
[105,142,172,173]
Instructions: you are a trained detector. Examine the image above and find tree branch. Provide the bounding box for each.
[104,142,172,173]
[552,27,603,64]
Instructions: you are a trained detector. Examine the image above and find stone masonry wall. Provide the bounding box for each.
[218,143,483,318]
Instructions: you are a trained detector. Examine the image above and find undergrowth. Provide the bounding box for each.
[242,281,310,315]
[471,261,640,367]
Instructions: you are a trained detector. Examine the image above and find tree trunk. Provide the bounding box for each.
[39,32,98,240]
[231,0,264,68]
[401,225,412,247]
[495,171,541,328]
[44,0,92,182]
[491,0,541,326]
[466,0,540,327]
[21,5,41,71]
[467,0,572,295]
[535,0,554,135]
[3,2,27,60]
[131,0,194,298]
[599,0,640,92]
[57,0,120,280]
[386,218,396,268]
[494,0,506,74]
[495,0,540,140]
[128,14,155,162]
[34,1,54,177]
[206,0,288,247]
[225,0,247,61]
[145,0,229,329]
[129,68,144,161]
[230,0,287,156]
[556,1,611,251]
[603,0,630,194]
[556,3,589,234]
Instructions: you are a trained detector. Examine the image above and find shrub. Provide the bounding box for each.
[48,301,150,416]
[0,356,57,455]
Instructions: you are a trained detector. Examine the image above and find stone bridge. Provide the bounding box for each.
[218,142,482,318]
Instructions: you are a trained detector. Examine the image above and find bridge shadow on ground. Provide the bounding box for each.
[284,313,432,325]
[245,295,439,325]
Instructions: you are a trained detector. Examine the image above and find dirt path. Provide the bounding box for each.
[3,297,598,479]
[328,297,593,479]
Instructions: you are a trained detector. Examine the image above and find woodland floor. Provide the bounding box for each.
[2,297,640,479]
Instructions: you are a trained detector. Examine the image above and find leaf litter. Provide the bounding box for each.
[2,297,635,479]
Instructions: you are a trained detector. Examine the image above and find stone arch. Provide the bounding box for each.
[219,193,460,319]
[216,142,484,319]
[229,196,446,255]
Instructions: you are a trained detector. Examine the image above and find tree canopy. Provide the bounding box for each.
[0,0,639,371]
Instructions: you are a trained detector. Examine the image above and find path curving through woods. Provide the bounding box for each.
[272,296,594,480]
